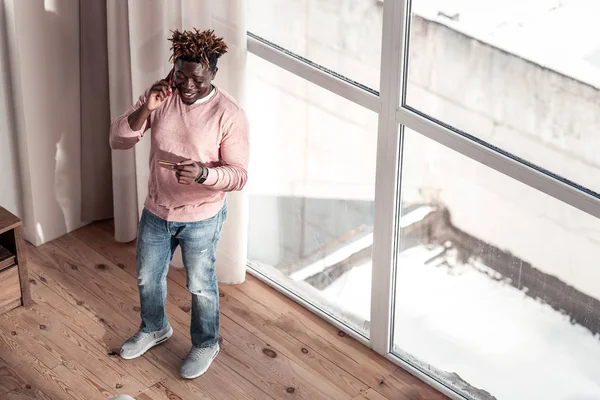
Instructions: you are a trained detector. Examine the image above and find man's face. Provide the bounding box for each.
[173,59,217,104]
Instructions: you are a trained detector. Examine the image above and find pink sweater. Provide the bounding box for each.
[110,86,249,222]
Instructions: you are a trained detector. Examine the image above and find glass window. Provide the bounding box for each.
[404,0,600,193]
[247,0,383,91]
[246,54,378,336]
[393,127,600,399]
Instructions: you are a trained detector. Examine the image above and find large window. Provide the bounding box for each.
[247,0,383,91]
[246,54,378,337]
[246,0,600,398]
[394,128,600,399]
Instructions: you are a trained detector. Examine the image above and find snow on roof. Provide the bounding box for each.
[323,244,600,399]
[413,0,600,89]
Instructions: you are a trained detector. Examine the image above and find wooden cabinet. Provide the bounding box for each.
[0,207,31,315]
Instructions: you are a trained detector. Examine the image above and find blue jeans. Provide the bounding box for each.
[136,205,226,348]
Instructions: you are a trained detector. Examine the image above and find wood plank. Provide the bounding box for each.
[218,335,298,400]
[70,223,138,279]
[6,385,53,400]
[67,225,190,336]
[127,309,271,400]
[184,358,273,400]
[4,221,448,400]
[0,266,21,312]
[26,244,139,339]
[219,314,342,400]
[373,367,449,400]
[116,244,351,400]
[0,325,87,400]
[88,222,371,400]
[0,244,15,272]
[26,244,169,387]
[53,231,273,400]
[0,207,20,235]
[13,303,147,397]
[238,278,448,399]
[219,284,369,399]
[14,226,31,306]
[68,225,221,364]
[27,245,179,392]
[132,327,266,400]
[96,219,115,235]
[30,284,165,389]
[71,222,188,289]
[138,315,274,400]
[352,388,389,400]
[44,235,189,346]
[42,238,141,319]
[0,299,20,316]
[0,259,16,273]
[169,278,321,398]
[136,385,171,400]
[0,310,66,369]
[0,356,27,395]
[0,285,114,400]
[240,275,398,374]
[272,312,405,391]
[135,379,205,400]
[29,238,188,368]
[51,363,113,400]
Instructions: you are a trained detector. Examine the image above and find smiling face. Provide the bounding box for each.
[173,58,217,104]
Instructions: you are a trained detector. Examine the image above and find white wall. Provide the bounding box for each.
[4,0,84,245]
[0,0,20,217]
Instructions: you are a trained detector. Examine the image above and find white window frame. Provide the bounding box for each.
[246,0,600,398]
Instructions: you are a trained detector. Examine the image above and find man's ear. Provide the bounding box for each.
[166,67,175,87]
[211,67,218,80]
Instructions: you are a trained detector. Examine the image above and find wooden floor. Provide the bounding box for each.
[0,220,448,400]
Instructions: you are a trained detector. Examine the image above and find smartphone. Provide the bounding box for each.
[158,159,177,168]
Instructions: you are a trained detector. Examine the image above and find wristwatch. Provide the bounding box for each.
[195,165,209,184]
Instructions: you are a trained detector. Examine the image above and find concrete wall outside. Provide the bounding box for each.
[405,16,600,300]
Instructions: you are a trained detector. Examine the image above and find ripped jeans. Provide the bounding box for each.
[135,204,226,348]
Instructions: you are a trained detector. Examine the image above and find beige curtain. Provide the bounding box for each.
[106,0,249,284]
[80,0,113,222]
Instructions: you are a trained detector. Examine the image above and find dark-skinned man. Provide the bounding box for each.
[110,29,249,379]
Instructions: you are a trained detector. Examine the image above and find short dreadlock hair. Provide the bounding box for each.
[168,29,228,71]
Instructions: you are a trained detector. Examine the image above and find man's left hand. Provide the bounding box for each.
[175,160,201,185]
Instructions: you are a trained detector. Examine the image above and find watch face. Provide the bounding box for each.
[196,166,208,183]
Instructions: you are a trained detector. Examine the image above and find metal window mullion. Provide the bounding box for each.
[246,34,381,113]
[396,107,600,220]
[369,0,408,355]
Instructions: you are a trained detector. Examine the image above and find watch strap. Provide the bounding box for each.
[195,165,209,184]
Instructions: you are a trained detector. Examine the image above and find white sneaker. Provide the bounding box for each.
[120,325,173,360]
[180,343,220,379]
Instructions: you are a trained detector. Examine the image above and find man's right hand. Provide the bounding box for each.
[145,79,172,111]
[127,74,173,132]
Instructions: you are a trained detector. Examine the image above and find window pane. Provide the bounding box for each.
[394,127,600,399]
[248,0,383,91]
[405,1,600,193]
[246,54,378,336]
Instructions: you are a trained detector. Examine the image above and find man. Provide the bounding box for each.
[109,28,249,379]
